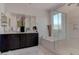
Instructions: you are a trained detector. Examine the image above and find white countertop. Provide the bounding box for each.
[0,32,38,34]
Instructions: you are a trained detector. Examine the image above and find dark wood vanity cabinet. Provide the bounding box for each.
[8,34,19,50]
[19,34,27,48]
[0,35,9,52]
[19,33,38,48]
[0,33,38,52]
[26,33,38,47]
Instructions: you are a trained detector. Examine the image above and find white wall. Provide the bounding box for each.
[4,5,49,38]
[0,3,5,33]
[58,5,79,40]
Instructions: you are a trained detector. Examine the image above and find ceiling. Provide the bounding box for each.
[58,3,79,13]
[5,3,64,12]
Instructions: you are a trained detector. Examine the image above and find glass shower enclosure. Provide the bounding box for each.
[51,11,68,54]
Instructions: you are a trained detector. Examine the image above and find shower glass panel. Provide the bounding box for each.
[51,11,67,52]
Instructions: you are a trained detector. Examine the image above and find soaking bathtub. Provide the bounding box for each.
[40,37,79,55]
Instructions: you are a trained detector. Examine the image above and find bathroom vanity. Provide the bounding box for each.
[0,32,38,52]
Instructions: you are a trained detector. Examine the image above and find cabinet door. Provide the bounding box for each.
[32,33,38,45]
[9,34,19,50]
[0,35,9,52]
[0,35,1,51]
[26,33,38,47]
[19,34,27,48]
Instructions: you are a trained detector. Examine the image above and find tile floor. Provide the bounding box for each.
[0,46,56,55]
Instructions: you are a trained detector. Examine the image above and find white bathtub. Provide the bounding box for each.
[40,37,79,55]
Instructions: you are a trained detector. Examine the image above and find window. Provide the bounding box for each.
[52,13,62,30]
